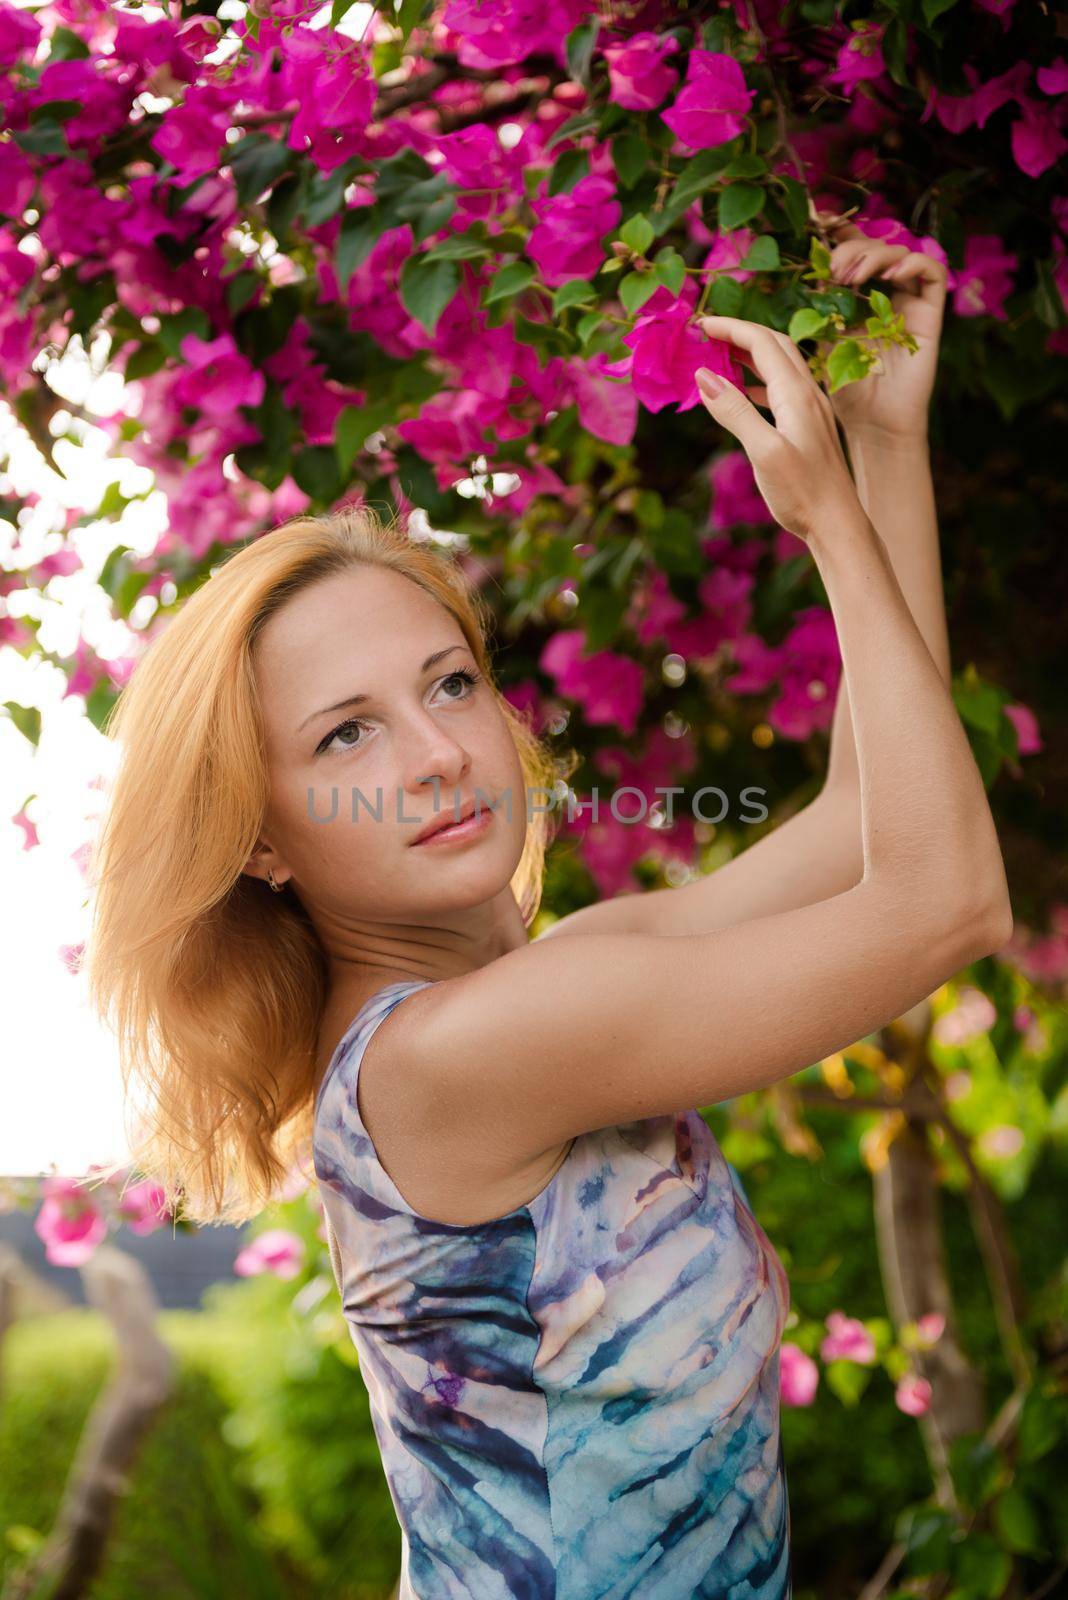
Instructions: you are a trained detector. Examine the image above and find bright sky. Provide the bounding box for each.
[0,335,168,1176]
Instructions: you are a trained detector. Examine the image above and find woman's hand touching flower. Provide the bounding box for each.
[815,211,949,443]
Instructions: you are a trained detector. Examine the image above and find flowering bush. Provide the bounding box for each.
[2,3,1067,1594]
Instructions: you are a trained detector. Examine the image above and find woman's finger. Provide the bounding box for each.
[878,250,948,308]
[697,314,808,393]
[694,364,778,456]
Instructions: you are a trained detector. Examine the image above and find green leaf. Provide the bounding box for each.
[720,154,767,180]
[544,110,601,154]
[740,235,780,271]
[868,287,893,320]
[548,148,589,197]
[85,679,119,733]
[123,343,167,382]
[789,308,830,342]
[992,1485,1046,1557]
[620,214,655,256]
[156,307,212,360]
[331,0,360,22]
[292,445,344,504]
[952,669,1006,736]
[1034,258,1068,329]
[776,173,810,235]
[612,133,648,189]
[266,172,302,242]
[619,273,661,315]
[226,134,293,206]
[552,279,597,314]
[576,311,602,347]
[718,184,765,232]
[483,261,535,305]
[825,337,871,392]
[225,272,260,314]
[565,17,600,85]
[2,702,42,746]
[823,1359,873,1408]
[652,247,686,296]
[422,233,488,263]
[398,255,461,334]
[922,0,960,24]
[709,275,745,316]
[395,0,429,44]
[337,209,384,289]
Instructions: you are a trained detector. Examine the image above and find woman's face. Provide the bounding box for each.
[249,563,528,925]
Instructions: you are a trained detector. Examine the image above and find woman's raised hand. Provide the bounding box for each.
[695,314,868,545]
[815,211,949,441]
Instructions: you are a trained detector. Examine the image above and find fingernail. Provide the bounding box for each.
[696,367,725,392]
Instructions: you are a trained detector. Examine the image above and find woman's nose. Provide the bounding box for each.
[403,715,469,795]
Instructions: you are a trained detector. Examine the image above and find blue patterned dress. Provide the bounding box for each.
[313,978,792,1599]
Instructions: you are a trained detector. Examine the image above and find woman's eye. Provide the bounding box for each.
[318,719,366,756]
[439,668,480,700]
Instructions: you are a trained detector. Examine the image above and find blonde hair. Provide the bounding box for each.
[83,505,573,1226]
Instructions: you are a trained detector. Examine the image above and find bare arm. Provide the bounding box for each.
[407,321,1013,1153]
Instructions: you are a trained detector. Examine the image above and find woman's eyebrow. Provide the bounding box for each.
[296,646,468,733]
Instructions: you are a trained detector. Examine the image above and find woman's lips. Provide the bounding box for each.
[411,806,494,847]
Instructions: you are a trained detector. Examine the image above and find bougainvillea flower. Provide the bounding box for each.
[527,174,622,287]
[826,21,886,94]
[709,449,773,530]
[606,293,746,413]
[539,628,644,734]
[233,1227,306,1279]
[115,1178,172,1234]
[895,1374,932,1416]
[34,1176,108,1267]
[661,50,755,150]
[1004,702,1043,754]
[175,332,266,419]
[951,234,1018,318]
[780,1343,820,1406]
[820,1311,877,1364]
[602,31,680,111]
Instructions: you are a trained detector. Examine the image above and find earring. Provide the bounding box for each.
[266,867,284,893]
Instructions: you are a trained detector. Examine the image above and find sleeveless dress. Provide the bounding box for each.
[313,978,793,1600]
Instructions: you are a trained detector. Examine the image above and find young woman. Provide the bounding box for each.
[86,230,1011,1600]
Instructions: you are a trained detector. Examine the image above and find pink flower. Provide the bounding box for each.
[33,547,83,582]
[233,1227,306,1280]
[977,1123,1025,1160]
[709,450,772,530]
[728,606,841,740]
[116,1178,171,1235]
[895,1374,932,1417]
[602,31,680,111]
[1010,98,1068,179]
[951,234,1018,319]
[780,1342,820,1406]
[34,1177,108,1267]
[820,1310,876,1365]
[1004,702,1043,755]
[527,174,621,288]
[915,1312,946,1346]
[662,49,755,150]
[11,804,39,850]
[932,985,997,1046]
[58,941,84,974]
[1037,60,1068,97]
[609,294,745,414]
[827,21,886,95]
[539,629,644,734]
[0,1,40,66]
[568,352,639,446]
[174,332,266,421]
[0,141,36,218]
